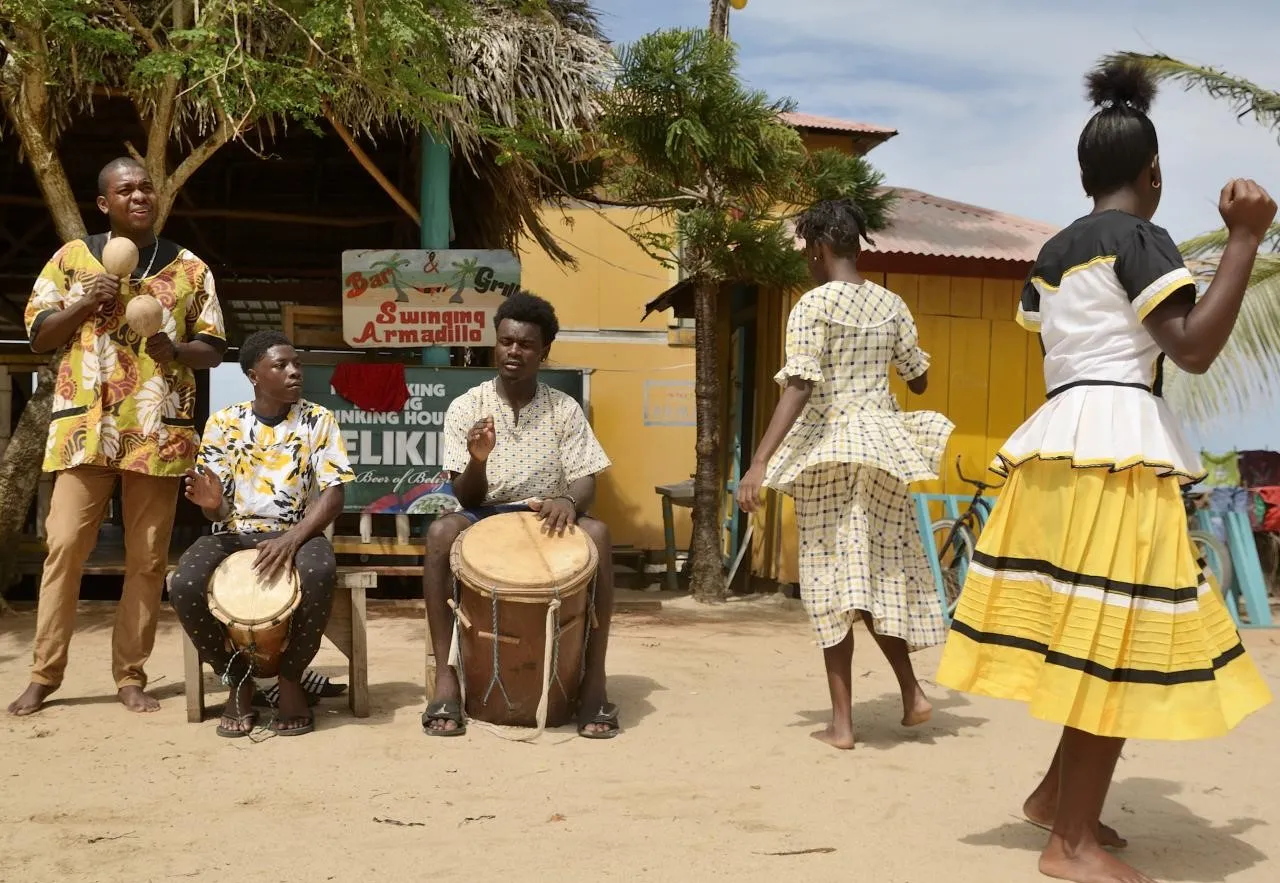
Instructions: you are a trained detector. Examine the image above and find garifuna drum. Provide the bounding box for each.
[207,549,301,678]
[451,511,599,728]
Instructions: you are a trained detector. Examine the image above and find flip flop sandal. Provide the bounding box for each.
[421,699,467,737]
[269,715,315,737]
[216,713,257,738]
[577,702,620,740]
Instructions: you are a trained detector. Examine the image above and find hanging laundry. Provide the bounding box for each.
[1247,490,1269,532]
[1208,486,1250,515]
[1239,450,1280,488]
[330,362,411,413]
[1200,450,1241,487]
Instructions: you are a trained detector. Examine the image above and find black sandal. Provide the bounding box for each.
[269,713,315,737]
[421,699,467,737]
[216,713,257,738]
[577,702,620,740]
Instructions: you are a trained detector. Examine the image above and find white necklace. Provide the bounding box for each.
[108,232,160,279]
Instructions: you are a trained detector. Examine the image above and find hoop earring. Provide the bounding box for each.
[1152,179,1161,190]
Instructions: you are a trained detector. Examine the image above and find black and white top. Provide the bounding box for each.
[998,210,1204,482]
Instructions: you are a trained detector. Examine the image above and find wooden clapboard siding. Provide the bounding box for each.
[758,271,1045,582]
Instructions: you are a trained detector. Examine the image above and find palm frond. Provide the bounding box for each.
[1179,223,1280,260]
[1109,51,1280,136]
[1165,272,1280,422]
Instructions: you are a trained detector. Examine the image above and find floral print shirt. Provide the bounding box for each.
[197,400,356,534]
[24,236,226,476]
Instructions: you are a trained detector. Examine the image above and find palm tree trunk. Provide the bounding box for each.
[0,367,53,603]
[690,278,725,602]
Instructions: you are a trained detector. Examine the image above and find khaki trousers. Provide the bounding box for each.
[30,465,180,689]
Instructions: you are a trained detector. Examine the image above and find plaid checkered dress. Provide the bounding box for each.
[764,281,953,649]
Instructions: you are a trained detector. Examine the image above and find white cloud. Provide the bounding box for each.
[591,0,1280,439]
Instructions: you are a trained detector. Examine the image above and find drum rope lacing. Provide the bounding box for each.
[447,570,599,744]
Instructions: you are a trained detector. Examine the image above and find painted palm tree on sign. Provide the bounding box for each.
[369,254,414,303]
[1109,52,1280,423]
[447,256,482,303]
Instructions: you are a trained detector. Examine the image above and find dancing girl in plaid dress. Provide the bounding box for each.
[738,199,954,750]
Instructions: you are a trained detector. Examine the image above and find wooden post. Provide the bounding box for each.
[420,130,451,368]
[0,366,10,459]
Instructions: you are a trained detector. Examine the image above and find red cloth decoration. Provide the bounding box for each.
[1257,487,1280,533]
[330,363,410,412]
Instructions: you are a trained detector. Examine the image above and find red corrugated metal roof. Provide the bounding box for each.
[795,188,1058,263]
[781,111,897,137]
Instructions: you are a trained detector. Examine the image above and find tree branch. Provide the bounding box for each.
[323,103,422,224]
[111,0,163,53]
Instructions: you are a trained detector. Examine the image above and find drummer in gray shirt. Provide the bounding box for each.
[421,291,619,740]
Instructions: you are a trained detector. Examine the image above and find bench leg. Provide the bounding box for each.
[662,496,678,592]
[424,610,436,704]
[349,584,370,718]
[182,630,205,723]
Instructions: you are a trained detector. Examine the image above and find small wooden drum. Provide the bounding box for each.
[207,549,301,678]
[451,511,598,728]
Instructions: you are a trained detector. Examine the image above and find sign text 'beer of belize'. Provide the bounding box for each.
[341,249,520,348]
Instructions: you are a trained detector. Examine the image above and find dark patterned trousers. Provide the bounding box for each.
[169,533,337,683]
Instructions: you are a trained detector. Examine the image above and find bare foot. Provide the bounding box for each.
[1040,837,1158,883]
[7,683,58,716]
[901,684,932,727]
[1024,796,1128,849]
[117,685,160,713]
[810,722,856,750]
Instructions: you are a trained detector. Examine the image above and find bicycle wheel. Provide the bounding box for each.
[1189,529,1233,601]
[930,519,975,617]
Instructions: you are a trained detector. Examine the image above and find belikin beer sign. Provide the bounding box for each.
[341,249,520,348]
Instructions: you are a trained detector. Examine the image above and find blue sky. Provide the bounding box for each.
[214,0,1280,450]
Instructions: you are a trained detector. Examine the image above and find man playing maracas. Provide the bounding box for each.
[8,157,227,717]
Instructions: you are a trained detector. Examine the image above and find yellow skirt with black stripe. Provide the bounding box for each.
[935,457,1272,740]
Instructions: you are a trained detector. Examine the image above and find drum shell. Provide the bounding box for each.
[207,549,301,679]
[450,513,597,728]
[221,619,292,678]
[456,579,590,727]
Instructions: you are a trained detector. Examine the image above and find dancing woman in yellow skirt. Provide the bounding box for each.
[935,59,1275,883]
[738,199,953,750]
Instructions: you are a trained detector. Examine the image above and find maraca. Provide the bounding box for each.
[102,236,139,277]
[125,295,164,338]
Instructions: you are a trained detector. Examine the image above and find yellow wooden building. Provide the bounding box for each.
[633,113,1058,584]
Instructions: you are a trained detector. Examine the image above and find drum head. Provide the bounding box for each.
[453,511,596,596]
[208,548,300,625]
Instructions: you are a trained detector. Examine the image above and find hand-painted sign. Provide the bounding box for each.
[305,366,585,515]
[643,379,696,427]
[340,249,520,348]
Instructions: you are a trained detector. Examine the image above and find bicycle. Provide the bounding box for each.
[929,457,1001,617]
[1183,489,1234,600]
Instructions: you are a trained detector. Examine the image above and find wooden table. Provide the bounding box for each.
[655,479,694,592]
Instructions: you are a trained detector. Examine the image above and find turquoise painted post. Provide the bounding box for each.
[420,130,451,367]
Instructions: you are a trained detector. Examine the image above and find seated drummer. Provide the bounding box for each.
[170,330,355,738]
[422,291,619,740]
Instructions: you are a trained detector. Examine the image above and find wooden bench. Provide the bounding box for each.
[181,568,375,722]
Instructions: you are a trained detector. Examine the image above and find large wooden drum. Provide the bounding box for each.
[451,512,598,728]
[208,549,301,678]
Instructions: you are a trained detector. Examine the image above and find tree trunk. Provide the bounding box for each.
[0,367,53,603]
[708,0,730,37]
[690,278,726,602]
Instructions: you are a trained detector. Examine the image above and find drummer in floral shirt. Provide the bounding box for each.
[172,331,354,737]
[422,291,619,740]
[8,158,226,718]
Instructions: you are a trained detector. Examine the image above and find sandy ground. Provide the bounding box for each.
[1,596,1277,883]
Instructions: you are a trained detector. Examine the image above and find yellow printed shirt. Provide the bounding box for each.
[441,380,611,505]
[24,236,227,476]
[197,401,356,535]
